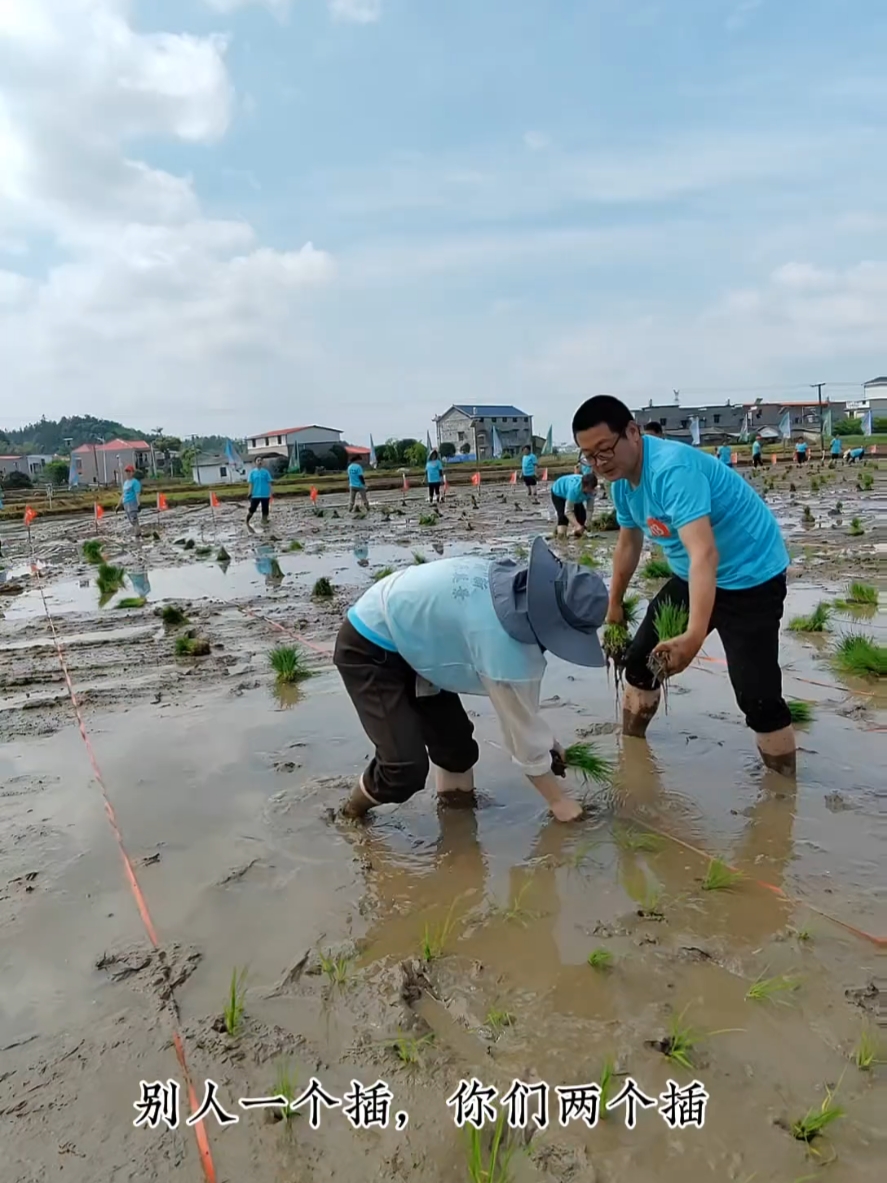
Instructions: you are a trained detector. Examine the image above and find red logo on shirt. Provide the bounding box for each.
[646,517,671,538]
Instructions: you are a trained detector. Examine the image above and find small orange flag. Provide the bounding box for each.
[403,473,409,491]
[157,492,169,511]
[471,471,481,486]
[771,454,777,465]
[95,503,105,521]
[509,470,517,485]
[23,505,36,527]
[309,486,318,503]
[541,467,549,481]
[210,491,221,509]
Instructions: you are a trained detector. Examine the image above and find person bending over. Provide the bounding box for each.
[550,471,598,538]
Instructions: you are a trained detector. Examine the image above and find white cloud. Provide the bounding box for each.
[0,1,333,431]
[328,0,383,23]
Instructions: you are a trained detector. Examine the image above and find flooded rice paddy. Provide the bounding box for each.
[0,461,884,1183]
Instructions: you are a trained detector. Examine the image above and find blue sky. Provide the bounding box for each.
[1,0,885,442]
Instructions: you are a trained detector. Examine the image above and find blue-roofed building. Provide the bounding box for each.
[435,403,533,460]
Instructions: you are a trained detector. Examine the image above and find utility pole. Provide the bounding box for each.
[811,382,826,450]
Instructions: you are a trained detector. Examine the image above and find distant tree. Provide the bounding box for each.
[298,448,318,474]
[1,471,32,489]
[405,442,427,467]
[459,441,471,454]
[396,439,418,463]
[325,444,349,471]
[43,460,70,487]
[874,417,887,434]
[267,455,289,478]
[439,442,456,458]
[373,443,396,466]
[180,445,198,477]
[832,418,858,436]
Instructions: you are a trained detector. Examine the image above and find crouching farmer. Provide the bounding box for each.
[333,538,608,822]
[550,472,598,538]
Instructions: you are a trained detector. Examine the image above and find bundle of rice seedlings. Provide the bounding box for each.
[593,510,619,531]
[787,601,831,633]
[175,635,211,657]
[115,596,146,610]
[159,604,187,627]
[372,566,395,582]
[96,562,126,601]
[642,555,672,580]
[195,545,212,557]
[646,598,689,691]
[845,581,878,606]
[268,558,284,581]
[269,646,312,684]
[858,471,874,491]
[82,539,104,565]
[562,742,615,786]
[413,551,427,564]
[418,513,438,527]
[312,577,334,600]
[286,539,304,552]
[216,546,230,563]
[848,516,864,536]
[787,699,814,725]
[831,634,886,679]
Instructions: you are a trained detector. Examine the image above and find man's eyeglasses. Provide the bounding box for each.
[583,430,626,466]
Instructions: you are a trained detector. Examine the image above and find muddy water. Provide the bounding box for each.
[1,471,885,1182]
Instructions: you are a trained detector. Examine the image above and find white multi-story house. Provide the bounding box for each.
[246,424,344,467]
[434,404,533,460]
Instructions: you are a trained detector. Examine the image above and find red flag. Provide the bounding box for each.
[509,470,517,485]
[443,474,449,491]
[541,468,549,482]
[471,472,481,486]
[157,492,169,511]
[210,491,221,509]
[309,486,318,503]
[23,505,36,527]
[402,473,409,491]
[770,454,777,466]
[95,503,105,521]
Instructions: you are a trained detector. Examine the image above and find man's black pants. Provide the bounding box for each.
[333,618,479,805]
[247,497,270,521]
[551,494,587,528]
[625,572,792,734]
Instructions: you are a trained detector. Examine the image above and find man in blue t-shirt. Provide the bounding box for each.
[117,465,142,536]
[573,395,796,777]
[718,443,732,465]
[347,458,369,512]
[425,450,444,505]
[795,440,808,465]
[752,438,763,467]
[247,458,273,527]
[520,445,539,499]
[550,471,597,538]
[829,437,842,460]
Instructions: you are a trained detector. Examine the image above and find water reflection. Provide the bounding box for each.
[353,540,369,568]
[255,544,284,588]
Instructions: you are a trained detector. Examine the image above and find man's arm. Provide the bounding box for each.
[607,527,644,618]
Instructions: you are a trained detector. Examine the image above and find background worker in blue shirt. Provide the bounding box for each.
[795,439,808,465]
[718,442,732,465]
[347,458,369,512]
[116,465,142,535]
[830,436,842,460]
[752,437,763,467]
[425,450,444,505]
[246,458,272,528]
[550,471,597,538]
[520,445,539,499]
[573,395,796,778]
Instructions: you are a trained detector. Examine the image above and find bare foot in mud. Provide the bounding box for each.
[551,797,584,822]
[437,788,477,809]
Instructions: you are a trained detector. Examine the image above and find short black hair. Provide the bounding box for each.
[581,471,599,491]
[522,444,531,451]
[572,395,633,437]
[644,421,663,436]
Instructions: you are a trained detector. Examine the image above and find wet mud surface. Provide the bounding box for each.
[0,464,885,1182]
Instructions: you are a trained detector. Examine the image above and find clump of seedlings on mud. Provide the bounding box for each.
[701,857,743,891]
[159,604,188,627]
[312,576,335,600]
[612,824,662,853]
[465,1109,515,1183]
[317,948,352,986]
[495,880,542,927]
[562,742,615,786]
[286,539,304,552]
[647,1004,738,1071]
[853,1025,885,1071]
[848,516,865,536]
[745,972,800,1004]
[594,510,619,531]
[216,546,230,563]
[418,513,438,527]
[485,1007,515,1037]
[787,601,831,633]
[831,633,886,679]
[413,551,427,564]
[175,633,211,658]
[269,645,312,685]
[787,699,814,725]
[82,538,105,565]
[372,566,395,581]
[857,470,874,491]
[271,1059,298,1122]
[421,899,459,962]
[223,967,248,1035]
[642,551,671,580]
[840,581,878,607]
[115,596,146,610]
[587,947,614,971]
[790,1082,845,1148]
[96,562,126,604]
[388,1030,434,1065]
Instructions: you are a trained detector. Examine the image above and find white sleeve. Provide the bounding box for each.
[479,677,555,777]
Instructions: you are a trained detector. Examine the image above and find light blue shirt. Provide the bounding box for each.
[425,459,444,483]
[347,556,545,694]
[796,441,807,454]
[611,436,789,590]
[830,438,841,455]
[718,445,732,465]
[849,447,864,459]
[521,453,538,477]
[122,478,141,505]
[752,440,762,456]
[347,462,365,489]
[249,467,272,498]
[551,473,589,503]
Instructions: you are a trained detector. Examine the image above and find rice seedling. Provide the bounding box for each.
[622,592,641,626]
[801,504,815,524]
[787,601,831,633]
[858,471,874,491]
[286,539,304,552]
[701,857,743,891]
[602,621,632,692]
[82,539,104,564]
[183,539,196,550]
[387,1030,434,1065]
[217,546,230,562]
[792,926,813,943]
[658,1006,699,1070]
[496,880,542,927]
[599,1058,616,1114]
[115,596,146,609]
[272,1058,298,1121]
[485,1007,515,1037]
[846,581,878,606]
[790,1084,844,1144]
[312,576,334,599]
[848,516,864,536]
[223,967,248,1035]
[418,513,438,526]
[317,948,352,986]
[745,972,799,1003]
[787,700,814,725]
[647,598,689,690]
[642,555,672,580]
[562,742,615,786]
[194,545,212,558]
[578,552,599,569]
[513,543,528,559]
[853,1025,885,1070]
[159,604,187,626]
[789,482,797,493]
[412,551,427,564]
[420,899,459,962]
[594,510,619,531]
[372,566,395,581]
[587,947,614,971]
[311,507,325,518]
[175,635,211,657]
[810,477,820,493]
[612,824,662,854]
[269,645,312,684]
[465,1108,515,1183]
[835,500,843,513]
[96,562,126,602]
[637,884,665,919]
[831,633,886,679]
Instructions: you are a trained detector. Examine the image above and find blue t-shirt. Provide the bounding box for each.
[551,474,590,504]
[347,462,365,488]
[796,442,807,454]
[849,447,865,459]
[718,445,732,465]
[122,478,141,505]
[249,467,272,498]
[347,557,546,695]
[752,440,762,456]
[830,438,841,455]
[426,459,444,484]
[521,453,538,477]
[610,436,789,590]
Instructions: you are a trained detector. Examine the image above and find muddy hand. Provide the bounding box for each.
[651,632,701,677]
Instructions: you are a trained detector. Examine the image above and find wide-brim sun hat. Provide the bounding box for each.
[525,536,607,667]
